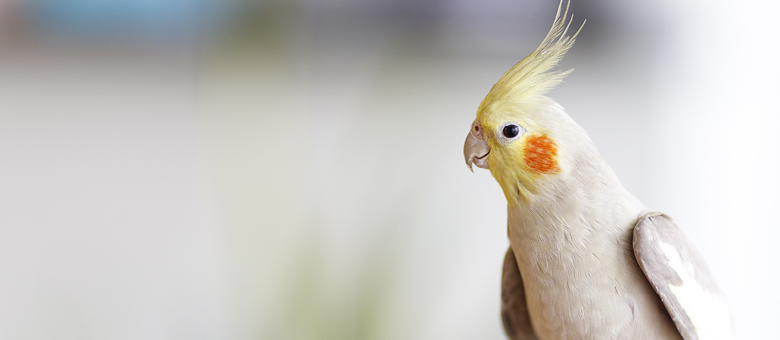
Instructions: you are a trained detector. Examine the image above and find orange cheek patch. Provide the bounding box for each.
[523,135,560,174]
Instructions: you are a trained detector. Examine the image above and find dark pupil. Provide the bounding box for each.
[503,125,520,138]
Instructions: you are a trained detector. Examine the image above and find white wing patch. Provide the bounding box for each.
[659,242,733,340]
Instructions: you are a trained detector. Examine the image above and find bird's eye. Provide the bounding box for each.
[503,124,521,138]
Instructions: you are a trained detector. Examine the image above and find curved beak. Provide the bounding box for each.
[464,119,490,172]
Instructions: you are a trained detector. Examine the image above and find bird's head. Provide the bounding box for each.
[464,2,585,207]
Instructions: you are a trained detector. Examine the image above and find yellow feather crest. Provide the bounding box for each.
[478,1,584,116]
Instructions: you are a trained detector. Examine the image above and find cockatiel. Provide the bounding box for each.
[463,2,732,340]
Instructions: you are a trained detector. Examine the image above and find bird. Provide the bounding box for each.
[463,2,732,339]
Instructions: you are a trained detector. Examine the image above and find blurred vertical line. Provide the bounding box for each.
[195,1,320,339]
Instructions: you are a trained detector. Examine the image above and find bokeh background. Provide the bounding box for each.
[1,0,779,339]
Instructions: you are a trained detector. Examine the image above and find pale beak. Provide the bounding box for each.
[464,119,490,172]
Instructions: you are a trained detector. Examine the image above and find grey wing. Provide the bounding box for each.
[632,212,733,340]
[501,246,538,340]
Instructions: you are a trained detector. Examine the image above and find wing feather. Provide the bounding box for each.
[633,213,733,340]
[501,247,538,340]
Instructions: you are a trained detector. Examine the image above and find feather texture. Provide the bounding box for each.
[478,0,584,119]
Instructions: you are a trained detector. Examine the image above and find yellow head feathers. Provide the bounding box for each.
[477,1,584,121]
[469,1,585,207]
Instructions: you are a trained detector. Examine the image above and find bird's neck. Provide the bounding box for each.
[506,147,644,272]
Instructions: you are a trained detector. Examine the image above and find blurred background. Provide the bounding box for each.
[1,0,778,339]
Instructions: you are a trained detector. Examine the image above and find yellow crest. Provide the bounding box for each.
[478,1,584,116]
